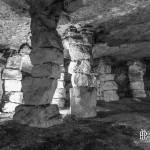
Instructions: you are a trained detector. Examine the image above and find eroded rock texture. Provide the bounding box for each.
[21,0,64,106]
[61,26,97,118]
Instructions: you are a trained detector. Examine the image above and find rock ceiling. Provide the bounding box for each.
[1,0,150,60]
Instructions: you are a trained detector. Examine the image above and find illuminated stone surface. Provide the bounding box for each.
[70,87,97,118]
[2,69,22,80]
[2,102,19,113]
[4,80,22,92]
[6,55,22,70]
[68,60,91,74]
[21,55,33,73]
[5,92,24,104]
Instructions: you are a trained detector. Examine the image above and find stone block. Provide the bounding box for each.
[97,63,111,74]
[22,77,57,105]
[100,74,115,81]
[4,80,22,92]
[53,88,66,99]
[51,98,65,108]
[13,104,61,128]
[68,60,91,74]
[82,32,93,45]
[57,79,65,88]
[71,73,91,87]
[128,61,145,74]
[19,45,31,55]
[132,90,146,98]
[70,87,97,118]
[68,37,84,45]
[103,90,119,102]
[0,79,3,101]
[62,39,70,50]
[130,81,145,90]
[2,102,19,113]
[21,55,33,73]
[128,73,143,82]
[103,81,118,91]
[69,44,91,60]
[2,69,22,80]
[5,92,23,104]
[6,55,22,70]
[31,63,60,79]
[30,48,63,65]
[33,31,62,50]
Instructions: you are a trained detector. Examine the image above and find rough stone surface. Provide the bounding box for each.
[57,79,65,89]
[2,69,22,80]
[30,48,63,65]
[53,88,66,99]
[22,77,57,105]
[70,87,97,118]
[103,81,118,91]
[69,44,91,61]
[31,63,60,79]
[132,90,146,98]
[103,90,119,102]
[51,98,65,108]
[6,55,22,70]
[2,102,19,113]
[97,60,111,74]
[5,92,24,104]
[4,80,22,92]
[100,74,115,82]
[13,104,61,128]
[71,73,91,87]
[130,81,145,90]
[68,60,91,74]
[128,60,146,98]
[0,0,31,50]
[21,55,33,73]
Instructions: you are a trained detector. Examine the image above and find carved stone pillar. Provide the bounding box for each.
[127,60,146,99]
[64,26,97,118]
[97,59,119,102]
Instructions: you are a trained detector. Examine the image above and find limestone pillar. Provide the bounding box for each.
[65,26,97,118]
[2,52,23,113]
[52,65,66,108]
[97,59,119,102]
[127,60,146,99]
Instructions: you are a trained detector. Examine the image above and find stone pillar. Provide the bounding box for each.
[52,65,66,108]
[97,59,119,102]
[21,14,64,106]
[127,60,146,99]
[2,52,23,113]
[65,26,97,118]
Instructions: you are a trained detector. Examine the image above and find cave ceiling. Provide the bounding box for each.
[1,0,150,61]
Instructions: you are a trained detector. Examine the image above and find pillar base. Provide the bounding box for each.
[70,87,97,118]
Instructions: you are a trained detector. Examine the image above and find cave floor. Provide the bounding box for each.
[0,98,150,150]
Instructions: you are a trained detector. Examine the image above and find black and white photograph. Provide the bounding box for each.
[0,0,150,149]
